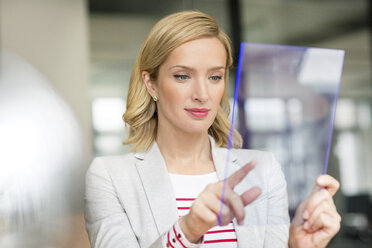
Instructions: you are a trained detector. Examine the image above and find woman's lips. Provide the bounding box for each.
[185,108,210,118]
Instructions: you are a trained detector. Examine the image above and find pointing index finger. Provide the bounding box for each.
[227,160,256,188]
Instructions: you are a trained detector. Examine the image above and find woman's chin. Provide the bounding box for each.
[180,124,212,135]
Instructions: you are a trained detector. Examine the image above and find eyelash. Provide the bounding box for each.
[173,74,223,82]
[174,74,190,80]
[209,75,222,81]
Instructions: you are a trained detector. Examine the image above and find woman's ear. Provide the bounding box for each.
[142,71,157,98]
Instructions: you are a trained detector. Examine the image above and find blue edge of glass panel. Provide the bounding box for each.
[218,42,245,226]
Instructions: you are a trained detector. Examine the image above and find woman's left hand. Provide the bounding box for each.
[289,175,341,248]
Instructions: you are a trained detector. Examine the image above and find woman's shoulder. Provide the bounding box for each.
[214,147,282,177]
[91,152,137,165]
[233,148,279,170]
[226,148,286,195]
[215,147,277,164]
[86,152,138,178]
[231,147,274,159]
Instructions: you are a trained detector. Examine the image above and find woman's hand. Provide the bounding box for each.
[289,175,341,248]
[178,161,262,243]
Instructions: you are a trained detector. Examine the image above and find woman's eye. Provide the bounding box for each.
[209,75,222,81]
[174,74,189,81]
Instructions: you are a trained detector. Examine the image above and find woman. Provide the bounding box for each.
[85,11,341,248]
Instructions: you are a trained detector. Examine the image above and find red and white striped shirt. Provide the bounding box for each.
[169,172,238,248]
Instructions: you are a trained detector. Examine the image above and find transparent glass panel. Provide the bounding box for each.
[224,43,344,225]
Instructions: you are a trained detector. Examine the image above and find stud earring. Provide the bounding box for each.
[153,96,158,102]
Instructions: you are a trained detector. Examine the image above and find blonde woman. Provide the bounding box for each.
[85,11,341,248]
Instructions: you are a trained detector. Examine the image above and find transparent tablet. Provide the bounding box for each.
[220,43,344,226]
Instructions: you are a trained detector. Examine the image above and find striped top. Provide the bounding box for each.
[169,172,238,248]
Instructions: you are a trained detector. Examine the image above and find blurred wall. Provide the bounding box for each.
[0,0,91,247]
[0,0,92,156]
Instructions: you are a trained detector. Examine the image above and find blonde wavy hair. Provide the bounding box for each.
[123,10,242,151]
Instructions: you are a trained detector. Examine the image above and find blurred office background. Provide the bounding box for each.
[0,0,371,247]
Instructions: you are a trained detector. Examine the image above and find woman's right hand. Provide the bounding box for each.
[178,161,262,243]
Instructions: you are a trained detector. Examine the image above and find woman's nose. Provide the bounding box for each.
[192,78,208,103]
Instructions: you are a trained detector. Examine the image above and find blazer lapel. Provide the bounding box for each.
[135,142,179,235]
[135,137,261,247]
[210,136,239,181]
[210,138,261,248]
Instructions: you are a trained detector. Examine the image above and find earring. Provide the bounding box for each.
[153,96,158,102]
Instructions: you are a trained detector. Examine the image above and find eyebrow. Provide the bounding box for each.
[168,65,226,71]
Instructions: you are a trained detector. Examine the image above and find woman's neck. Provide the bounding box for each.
[156,128,215,174]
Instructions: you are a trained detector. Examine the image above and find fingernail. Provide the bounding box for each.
[317,175,326,185]
[302,210,309,220]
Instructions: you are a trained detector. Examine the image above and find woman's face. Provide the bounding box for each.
[147,37,227,135]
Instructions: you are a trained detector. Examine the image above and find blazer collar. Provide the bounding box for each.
[134,141,179,236]
[209,136,239,180]
[135,136,239,178]
[134,136,253,247]
[209,139,257,248]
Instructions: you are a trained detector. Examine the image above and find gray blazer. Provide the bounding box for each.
[85,138,290,248]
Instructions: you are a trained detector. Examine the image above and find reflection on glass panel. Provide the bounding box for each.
[244,98,286,131]
[234,43,344,214]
